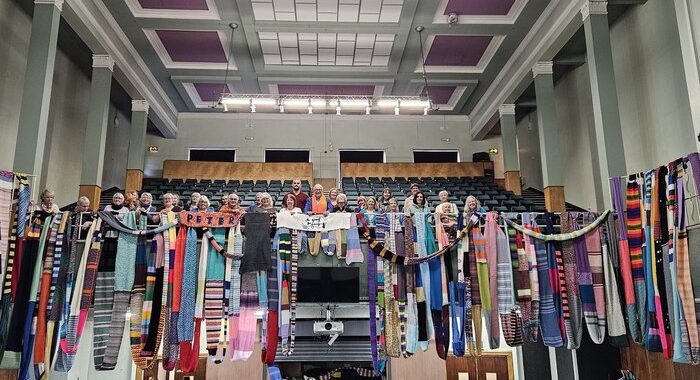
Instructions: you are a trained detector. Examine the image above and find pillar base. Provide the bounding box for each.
[504,171,522,195]
[544,186,565,212]
[79,184,102,212]
[125,169,144,194]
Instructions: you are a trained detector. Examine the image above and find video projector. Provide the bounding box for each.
[313,305,344,345]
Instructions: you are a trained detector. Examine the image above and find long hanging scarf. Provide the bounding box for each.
[642,169,662,352]
[545,214,567,347]
[0,174,29,362]
[624,175,647,344]
[652,167,672,358]
[204,228,227,359]
[560,213,582,349]
[387,213,406,357]
[521,213,540,342]
[677,157,700,363]
[278,229,292,358]
[611,177,636,335]
[128,231,149,367]
[468,220,485,355]
[33,212,65,365]
[54,219,80,372]
[413,213,432,351]
[163,227,186,371]
[510,218,531,343]
[19,214,55,379]
[498,221,522,347]
[262,229,279,364]
[0,171,13,286]
[424,215,447,359]
[42,211,69,375]
[231,272,257,362]
[583,214,607,344]
[452,215,470,357]
[368,239,384,376]
[178,227,198,342]
[402,217,419,356]
[345,214,363,264]
[483,212,501,349]
[601,215,628,346]
[93,224,119,370]
[56,218,100,371]
[531,216,563,347]
[228,224,245,361]
[180,226,209,373]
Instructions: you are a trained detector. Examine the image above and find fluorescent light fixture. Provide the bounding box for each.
[366,106,371,115]
[394,106,400,115]
[279,104,284,113]
[377,99,398,108]
[339,99,370,107]
[283,98,310,107]
[336,105,341,115]
[310,98,327,107]
[252,98,277,106]
[308,106,313,114]
[399,99,430,108]
[424,107,429,115]
[220,96,251,105]
[250,104,256,113]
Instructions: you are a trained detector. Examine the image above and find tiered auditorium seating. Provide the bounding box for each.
[139,176,538,212]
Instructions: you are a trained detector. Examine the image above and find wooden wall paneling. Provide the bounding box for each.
[162,161,313,183]
[445,354,477,380]
[390,342,447,380]
[340,162,485,179]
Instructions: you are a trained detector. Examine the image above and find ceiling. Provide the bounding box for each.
[100,0,552,116]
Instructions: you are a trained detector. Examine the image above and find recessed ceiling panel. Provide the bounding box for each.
[425,86,456,104]
[138,0,209,10]
[259,33,394,66]
[251,0,404,22]
[425,35,492,66]
[155,30,228,63]
[278,84,375,96]
[194,83,231,102]
[444,0,516,15]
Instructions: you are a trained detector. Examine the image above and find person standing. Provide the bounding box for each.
[285,178,309,210]
[304,184,333,215]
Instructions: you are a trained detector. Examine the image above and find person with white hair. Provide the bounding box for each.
[304,184,333,215]
[465,195,486,214]
[40,189,59,213]
[435,190,457,215]
[192,195,214,212]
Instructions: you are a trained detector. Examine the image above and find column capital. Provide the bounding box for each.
[131,100,150,113]
[34,0,63,11]
[92,54,115,72]
[499,104,516,117]
[581,1,608,21]
[532,61,554,78]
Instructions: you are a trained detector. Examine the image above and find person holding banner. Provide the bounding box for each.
[219,193,244,214]
[192,195,215,212]
[280,194,302,215]
[334,193,352,212]
[304,184,333,215]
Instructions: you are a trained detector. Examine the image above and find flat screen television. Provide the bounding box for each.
[297,267,360,303]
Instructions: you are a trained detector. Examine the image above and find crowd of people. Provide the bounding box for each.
[36,178,488,226]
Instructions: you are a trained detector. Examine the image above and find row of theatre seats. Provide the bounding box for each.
[140,176,539,213]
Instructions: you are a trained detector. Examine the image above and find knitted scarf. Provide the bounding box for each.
[482,212,500,349]
[204,228,226,359]
[545,214,567,347]
[163,227,185,370]
[652,167,672,358]
[600,215,628,346]
[412,212,432,351]
[128,231,149,367]
[560,213,582,349]
[368,240,384,375]
[454,215,472,356]
[402,217,419,356]
[521,213,540,342]
[680,154,700,363]
[497,221,522,347]
[510,219,531,343]
[624,175,647,345]
[582,214,607,344]
[0,172,13,288]
[530,217,563,347]
[642,169,662,352]
[468,221,485,355]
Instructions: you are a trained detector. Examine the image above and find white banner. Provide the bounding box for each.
[275,212,353,232]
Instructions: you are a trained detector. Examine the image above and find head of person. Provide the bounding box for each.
[329,188,338,201]
[112,192,125,207]
[197,195,210,211]
[292,178,301,192]
[312,184,324,199]
[366,196,377,211]
[382,187,391,199]
[228,193,240,209]
[357,195,366,209]
[466,195,481,212]
[140,192,153,207]
[439,190,449,203]
[255,192,264,206]
[190,192,200,205]
[413,191,426,207]
[126,191,139,208]
[410,183,420,196]
[283,193,296,210]
[388,197,398,212]
[221,193,228,204]
[41,189,55,208]
[260,192,273,209]
[336,193,347,209]
[172,193,180,206]
[75,196,90,212]
[162,193,174,208]
[443,203,453,214]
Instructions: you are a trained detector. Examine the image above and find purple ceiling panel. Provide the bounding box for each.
[156,30,227,63]
[425,86,457,104]
[425,35,492,66]
[139,0,209,10]
[194,83,230,102]
[277,84,375,96]
[444,0,516,15]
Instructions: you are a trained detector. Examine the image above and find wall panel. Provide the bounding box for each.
[162,160,313,182]
[340,162,485,179]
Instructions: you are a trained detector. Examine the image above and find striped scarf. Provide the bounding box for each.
[544,214,567,347]
[483,212,500,349]
[652,167,672,358]
[163,227,186,370]
[511,222,531,342]
[128,232,148,367]
[178,227,198,342]
[642,169,663,352]
[521,213,540,342]
[468,222,485,355]
[583,214,607,343]
[0,171,13,288]
[680,154,700,363]
[402,217,418,356]
[279,229,292,356]
[600,216,628,346]
[497,222,521,347]
[532,217,563,347]
[368,240,384,376]
[204,228,226,358]
[560,213,582,349]
[625,175,647,344]
[413,212,432,351]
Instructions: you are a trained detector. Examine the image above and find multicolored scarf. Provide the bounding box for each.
[531,217,563,347]
[521,213,540,342]
[560,213,582,349]
[483,212,500,349]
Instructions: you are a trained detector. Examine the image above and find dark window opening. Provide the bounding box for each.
[413,151,458,163]
[340,150,384,163]
[265,150,310,162]
[189,149,235,162]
